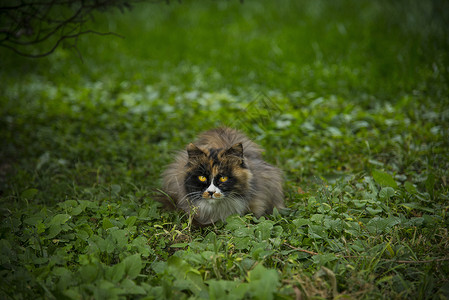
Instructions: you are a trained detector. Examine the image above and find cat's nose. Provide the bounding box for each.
[208,191,214,197]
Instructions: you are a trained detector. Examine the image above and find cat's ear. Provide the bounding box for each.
[223,143,244,159]
[186,143,205,160]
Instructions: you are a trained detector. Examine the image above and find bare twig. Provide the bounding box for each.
[285,243,319,256]
[0,0,130,57]
[384,257,449,264]
[0,0,242,57]
[284,243,449,264]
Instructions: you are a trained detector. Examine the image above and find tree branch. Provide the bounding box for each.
[0,0,130,57]
[0,0,241,57]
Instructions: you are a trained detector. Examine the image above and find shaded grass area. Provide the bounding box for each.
[1,0,449,298]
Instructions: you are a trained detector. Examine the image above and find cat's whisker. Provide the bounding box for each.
[178,191,202,203]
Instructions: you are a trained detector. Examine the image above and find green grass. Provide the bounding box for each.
[1,0,449,298]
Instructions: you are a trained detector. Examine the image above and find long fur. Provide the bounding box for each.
[162,127,284,224]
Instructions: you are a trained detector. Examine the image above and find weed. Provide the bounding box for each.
[1,0,448,298]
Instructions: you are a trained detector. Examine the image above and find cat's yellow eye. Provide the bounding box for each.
[198,175,207,182]
[219,176,228,183]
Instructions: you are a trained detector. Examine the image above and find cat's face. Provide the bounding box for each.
[183,143,252,203]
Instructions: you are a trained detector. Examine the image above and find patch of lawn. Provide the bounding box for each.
[1,0,448,298]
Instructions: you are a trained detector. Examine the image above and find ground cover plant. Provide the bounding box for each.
[1,0,449,298]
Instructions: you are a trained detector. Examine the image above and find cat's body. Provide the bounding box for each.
[162,127,284,225]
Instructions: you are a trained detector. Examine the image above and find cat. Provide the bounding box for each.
[162,127,284,225]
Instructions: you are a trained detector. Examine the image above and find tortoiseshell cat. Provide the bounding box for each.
[162,127,284,225]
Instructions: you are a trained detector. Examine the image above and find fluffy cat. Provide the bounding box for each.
[162,127,284,225]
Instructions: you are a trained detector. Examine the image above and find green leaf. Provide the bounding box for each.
[234,237,251,250]
[111,229,128,249]
[308,225,327,239]
[23,215,43,226]
[111,184,121,194]
[79,264,100,283]
[312,253,338,266]
[167,256,206,294]
[366,207,383,215]
[207,280,248,300]
[310,214,325,223]
[247,264,279,300]
[125,216,137,227]
[123,254,143,280]
[379,187,395,199]
[102,218,115,230]
[372,170,398,188]
[63,288,82,299]
[21,188,39,199]
[323,219,343,232]
[58,200,78,209]
[106,261,126,283]
[251,247,275,260]
[49,214,71,225]
[75,228,89,241]
[95,280,124,298]
[71,205,84,216]
[53,267,73,291]
[36,152,50,170]
[366,216,401,233]
[225,215,247,231]
[233,227,254,238]
[151,261,167,275]
[131,236,151,257]
[170,243,189,248]
[352,200,367,208]
[121,278,146,295]
[404,181,417,194]
[88,235,107,252]
[255,220,273,240]
[47,214,72,238]
[292,218,309,227]
[400,203,435,213]
[425,173,435,196]
[385,242,395,258]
